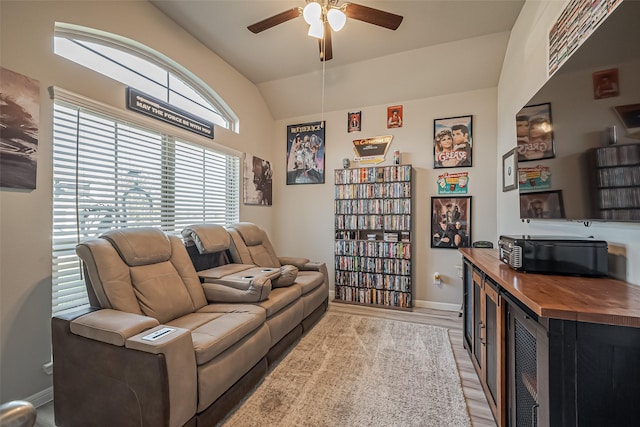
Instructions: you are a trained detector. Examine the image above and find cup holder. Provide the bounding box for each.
[242,275,254,279]
[261,269,272,272]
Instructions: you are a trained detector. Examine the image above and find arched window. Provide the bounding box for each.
[54,22,239,133]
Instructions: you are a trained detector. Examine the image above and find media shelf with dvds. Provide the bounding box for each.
[588,143,640,221]
[334,164,413,310]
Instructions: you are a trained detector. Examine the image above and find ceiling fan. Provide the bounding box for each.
[247,0,403,62]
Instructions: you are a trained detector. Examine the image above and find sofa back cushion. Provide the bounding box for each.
[103,228,172,266]
[129,262,196,323]
[181,224,231,254]
[227,223,281,267]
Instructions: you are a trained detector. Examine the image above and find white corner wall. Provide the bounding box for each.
[0,0,275,402]
[497,0,640,285]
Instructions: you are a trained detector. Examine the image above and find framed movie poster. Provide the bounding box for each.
[387,105,403,128]
[243,154,272,205]
[286,121,325,185]
[431,196,472,249]
[433,115,472,168]
[348,111,361,133]
[519,190,565,219]
[515,103,555,162]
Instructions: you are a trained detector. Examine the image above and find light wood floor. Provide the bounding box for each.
[35,301,496,427]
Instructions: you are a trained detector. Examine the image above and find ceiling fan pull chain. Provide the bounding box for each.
[321,35,326,128]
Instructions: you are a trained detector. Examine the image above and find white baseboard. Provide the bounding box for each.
[413,299,461,312]
[26,386,53,408]
[329,290,460,312]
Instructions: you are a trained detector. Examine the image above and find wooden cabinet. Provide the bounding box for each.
[463,262,506,426]
[461,248,640,427]
[333,165,412,309]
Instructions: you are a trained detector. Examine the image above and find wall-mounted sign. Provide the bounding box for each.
[352,135,393,164]
[437,172,469,194]
[126,87,214,139]
[519,165,551,192]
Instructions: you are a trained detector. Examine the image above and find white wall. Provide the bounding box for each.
[0,0,275,402]
[272,87,498,309]
[498,0,640,284]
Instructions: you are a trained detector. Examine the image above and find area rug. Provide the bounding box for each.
[220,311,471,427]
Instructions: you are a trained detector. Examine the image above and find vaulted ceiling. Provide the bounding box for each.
[150,1,526,118]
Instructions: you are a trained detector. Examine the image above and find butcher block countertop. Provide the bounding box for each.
[459,248,640,328]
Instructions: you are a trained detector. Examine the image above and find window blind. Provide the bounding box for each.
[52,98,239,316]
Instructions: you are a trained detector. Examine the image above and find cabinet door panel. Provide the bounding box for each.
[472,271,483,370]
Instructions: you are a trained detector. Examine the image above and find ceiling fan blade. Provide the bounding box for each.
[247,8,301,34]
[318,21,333,61]
[344,2,403,30]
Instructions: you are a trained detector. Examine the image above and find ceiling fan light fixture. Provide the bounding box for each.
[307,20,324,39]
[302,1,322,25]
[327,8,346,32]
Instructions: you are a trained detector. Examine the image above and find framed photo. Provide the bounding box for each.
[243,154,272,205]
[433,115,472,168]
[515,103,555,162]
[430,196,472,249]
[519,190,565,219]
[593,68,619,99]
[286,121,325,185]
[387,105,403,128]
[348,111,361,133]
[502,147,518,192]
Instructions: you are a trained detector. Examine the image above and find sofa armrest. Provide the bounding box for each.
[278,256,310,269]
[52,315,197,427]
[299,261,326,271]
[202,275,271,302]
[126,324,197,427]
[70,309,160,346]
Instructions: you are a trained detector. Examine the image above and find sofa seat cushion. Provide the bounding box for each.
[294,271,325,295]
[254,286,302,318]
[167,305,266,365]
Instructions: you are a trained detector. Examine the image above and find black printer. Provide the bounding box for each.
[498,235,608,276]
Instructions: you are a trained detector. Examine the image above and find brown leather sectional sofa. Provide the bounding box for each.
[51,222,329,427]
